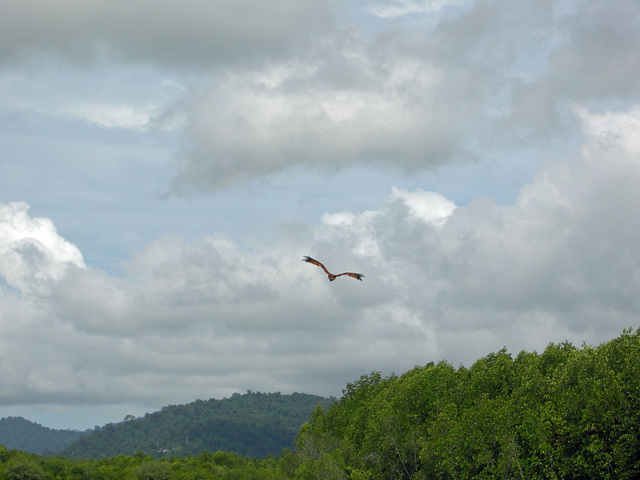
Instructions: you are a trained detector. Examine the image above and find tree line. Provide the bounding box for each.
[286,328,640,479]
[0,447,285,480]
[1,328,639,479]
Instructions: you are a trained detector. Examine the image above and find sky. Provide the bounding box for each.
[1,0,639,431]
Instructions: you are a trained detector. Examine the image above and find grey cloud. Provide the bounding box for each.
[172,40,463,191]
[437,154,639,330]
[500,1,640,135]
[49,233,360,339]
[6,0,638,193]
[171,0,640,191]
[308,109,640,347]
[550,2,640,99]
[0,0,330,66]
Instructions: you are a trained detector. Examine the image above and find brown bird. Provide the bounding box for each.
[302,256,364,281]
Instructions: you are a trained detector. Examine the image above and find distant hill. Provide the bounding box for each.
[0,416,87,455]
[59,391,335,459]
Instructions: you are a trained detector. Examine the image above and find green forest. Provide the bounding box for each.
[0,448,284,480]
[0,417,87,456]
[288,328,640,479]
[1,328,639,479]
[59,392,334,459]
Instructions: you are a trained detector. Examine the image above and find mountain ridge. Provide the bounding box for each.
[1,391,335,458]
[0,416,89,455]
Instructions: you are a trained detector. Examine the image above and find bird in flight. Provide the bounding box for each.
[302,256,364,281]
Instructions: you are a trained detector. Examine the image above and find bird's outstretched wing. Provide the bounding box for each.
[335,272,365,281]
[302,256,332,276]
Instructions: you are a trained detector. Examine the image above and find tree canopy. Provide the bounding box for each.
[287,328,640,479]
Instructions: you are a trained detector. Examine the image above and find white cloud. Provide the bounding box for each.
[369,0,467,19]
[0,202,85,294]
[388,187,456,226]
[62,103,155,130]
[577,106,640,156]
[172,49,453,190]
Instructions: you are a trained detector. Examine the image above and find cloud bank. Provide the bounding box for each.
[3,1,639,192]
[1,107,638,414]
[0,0,330,66]
[172,0,640,190]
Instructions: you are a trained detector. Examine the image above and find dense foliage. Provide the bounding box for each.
[0,417,87,455]
[2,330,639,479]
[59,392,335,459]
[286,328,640,479]
[0,446,285,480]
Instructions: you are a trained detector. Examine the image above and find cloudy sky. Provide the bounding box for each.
[1,0,639,430]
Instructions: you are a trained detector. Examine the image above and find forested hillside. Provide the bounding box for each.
[1,330,639,479]
[286,328,640,479]
[0,417,87,455]
[59,391,334,459]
